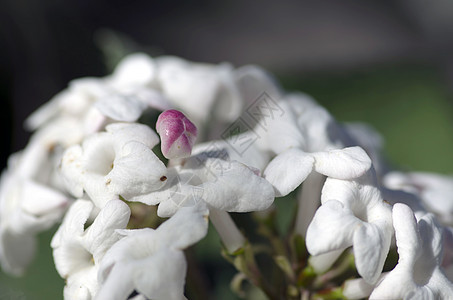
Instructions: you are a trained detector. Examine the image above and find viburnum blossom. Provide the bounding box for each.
[60,122,167,208]
[51,199,131,299]
[370,203,453,299]
[96,203,208,300]
[258,95,373,197]
[306,167,393,284]
[2,52,453,300]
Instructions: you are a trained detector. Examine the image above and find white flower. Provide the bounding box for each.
[259,95,372,196]
[191,131,271,173]
[96,53,171,121]
[134,148,274,253]
[0,155,69,275]
[25,77,110,133]
[370,203,453,299]
[233,65,282,107]
[15,117,86,191]
[383,171,453,226]
[61,123,167,208]
[264,146,372,197]
[51,199,131,300]
[306,168,393,284]
[96,204,209,300]
[106,53,157,90]
[156,56,243,126]
[140,151,274,218]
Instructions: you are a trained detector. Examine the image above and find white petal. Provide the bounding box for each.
[320,169,381,207]
[134,249,187,300]
[20,180,69,217]
[311,146,371,179]
[108,141,167,198]
[95,94,147,122]
[201,160,274,212]
[134,88,172,111]
[212,63,243,122]
[308,249,343,274]
[392,203,420,262]
[64,266,99,300]
[298,104,338,152]
[306,200,360,255]
[234,65,282,105]
[156,197,181,218]
[192,132,271,172]
[406,287,436,300]
[253,100,306,155]
[83,199,131,262]
[106,122,160,150]
[353,220,391,283]
[51,200,94,277]
[424,268,453,299]
[51,200,94,248]
[155,204,208,249]
[370,263,415,299]
[110,53,156,87]
[263,148,314,197]
[418,214,443,265]
[24,95,61,130]
[343,277,377,300]
[60,145,85,198]
[157,56,220,123]
[96,261,135,300]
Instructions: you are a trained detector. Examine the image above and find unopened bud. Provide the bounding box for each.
[156,109,197,159]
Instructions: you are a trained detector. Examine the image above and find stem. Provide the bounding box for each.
[294,172,325,238]
[209,208,246,253]
[313,253,355,289]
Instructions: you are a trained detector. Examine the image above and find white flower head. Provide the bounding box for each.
[96,203,209,300]
[370,203,453,299]
[306,167,393,284]
[51,199,131,300]
[61,123,167,208]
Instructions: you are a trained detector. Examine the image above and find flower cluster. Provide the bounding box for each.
[2,52,453,299]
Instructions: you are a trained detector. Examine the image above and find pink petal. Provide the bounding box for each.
[156,110,197,159]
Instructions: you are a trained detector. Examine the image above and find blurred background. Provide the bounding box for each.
[1,0,453,299]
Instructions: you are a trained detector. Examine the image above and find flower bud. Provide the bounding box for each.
[156,109,197,159]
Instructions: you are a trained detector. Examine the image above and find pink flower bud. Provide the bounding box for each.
[156,109,198,159]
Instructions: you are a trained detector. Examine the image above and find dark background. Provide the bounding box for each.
[1,1,453,299]
[2,0,453,168]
